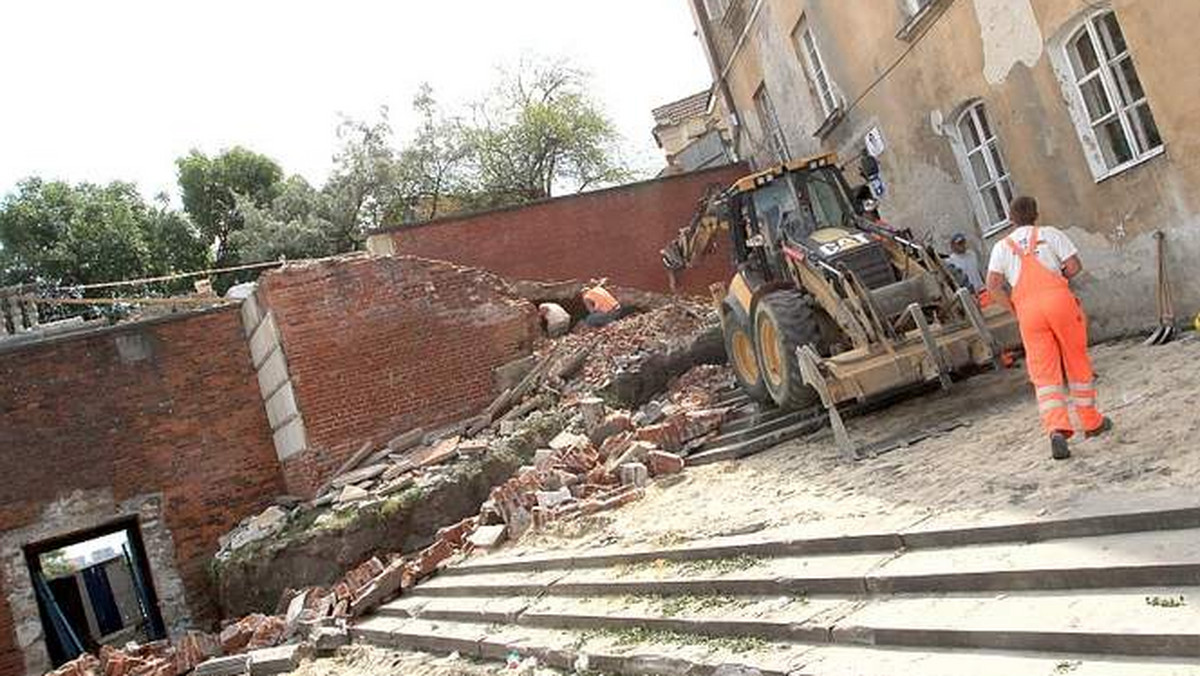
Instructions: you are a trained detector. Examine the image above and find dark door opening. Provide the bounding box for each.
[24,517,167,667]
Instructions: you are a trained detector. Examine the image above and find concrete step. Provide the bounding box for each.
[351,615,1200,675]
[418,528,1200,598]
[377,586,1200,658]
[445,504,1200,577]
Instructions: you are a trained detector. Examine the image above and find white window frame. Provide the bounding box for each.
[753,84,789,163]
[901,0,933,17]
[792,17,841,121]
[1055,8,1163,181]
[951,101,1015,237]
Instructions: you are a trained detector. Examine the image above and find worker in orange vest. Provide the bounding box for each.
[985,196,1112,460]
[582,281,624,327]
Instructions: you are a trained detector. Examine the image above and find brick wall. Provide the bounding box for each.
[369,164,748,296]
[0,307,283,671]
[256,255,540,497]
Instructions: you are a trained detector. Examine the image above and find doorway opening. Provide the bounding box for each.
[23,517,167,667]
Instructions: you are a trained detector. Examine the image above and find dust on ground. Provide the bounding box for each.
[287,644,563,676]
[512,335,1200,555]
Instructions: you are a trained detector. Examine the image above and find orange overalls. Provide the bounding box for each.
[1005,227,1104,437]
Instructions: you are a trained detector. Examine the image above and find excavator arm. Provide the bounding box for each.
[661,184,729,273]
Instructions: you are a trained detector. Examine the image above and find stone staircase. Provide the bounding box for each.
[350,504,1200,675]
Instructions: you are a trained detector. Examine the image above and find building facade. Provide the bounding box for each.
[651,90,736,175]
[688,0,1200,338]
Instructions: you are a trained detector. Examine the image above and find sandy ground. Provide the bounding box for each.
[510,333,1200,555]
[288,644,563,676]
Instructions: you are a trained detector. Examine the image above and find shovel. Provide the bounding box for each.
[1144,230,1176,346]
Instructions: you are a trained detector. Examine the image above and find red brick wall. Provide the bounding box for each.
[374,164,748,296]
[257,255,539,497]
[0,307,283,668]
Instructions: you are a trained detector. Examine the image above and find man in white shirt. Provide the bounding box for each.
[538,302,571,338]
[985,196,1111,460]
[946,232,984,293]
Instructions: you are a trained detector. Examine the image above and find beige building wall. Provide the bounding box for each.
[692,0,1200,339]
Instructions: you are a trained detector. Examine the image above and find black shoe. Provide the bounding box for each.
[1051,433,1071,460]
[1084,417,1113,439]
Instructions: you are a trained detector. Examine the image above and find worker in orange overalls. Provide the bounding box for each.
[581,280,625,328]
[986,196,1112,460]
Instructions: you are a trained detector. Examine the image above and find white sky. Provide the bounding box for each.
[0,1,712,203]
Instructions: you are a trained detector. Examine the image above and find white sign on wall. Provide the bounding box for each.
[865,126,887,158]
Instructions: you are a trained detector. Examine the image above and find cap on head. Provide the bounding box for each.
[951,232,967,244]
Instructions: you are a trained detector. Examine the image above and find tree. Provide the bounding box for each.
[176,147,284,266]
[231,175,341,262]
[321,109,406,250]
[0,178,208,291]
[460,59,631,209]
[396,85,472,221]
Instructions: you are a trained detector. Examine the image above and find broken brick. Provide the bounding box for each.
[589,411,634,447]
[646,450,685,476]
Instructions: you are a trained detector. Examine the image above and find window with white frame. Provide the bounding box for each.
[792,17,840,120]
[753,84,789,163]
[955,102,1014,235]
[1064,10,1162,175]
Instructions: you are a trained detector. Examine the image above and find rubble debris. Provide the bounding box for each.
[335,485,369,503]
[194,655,251,676]
[310,626,349,654]
[247,643,307,676]
[647,450,686,476]
[619,462,649,488]
[468,524,507,549]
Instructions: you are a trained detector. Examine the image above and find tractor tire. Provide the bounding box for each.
[754,291,823,410]
[721,309,770,405]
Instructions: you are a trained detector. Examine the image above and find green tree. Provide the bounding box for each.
[460,59,631,209]
[0,178,208,291]
[176,147,284,266]
[231,175,341,262]
[321,109,405,250]
[396,84,471,221]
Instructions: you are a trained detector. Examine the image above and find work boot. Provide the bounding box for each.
[1084,417,1114,439]
[1050,432,1071,460]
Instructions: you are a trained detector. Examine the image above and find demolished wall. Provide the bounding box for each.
[0,307,283,676]
[254,255,540,497]
[365,164,748,296]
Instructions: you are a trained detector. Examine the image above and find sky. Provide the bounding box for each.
[0,1,712,203]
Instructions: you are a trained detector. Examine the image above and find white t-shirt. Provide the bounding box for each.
[946,251,984,292]
[987,226,1079,287]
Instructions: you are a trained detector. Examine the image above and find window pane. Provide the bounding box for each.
[1097,118,1134,167]
[1098,12,1128,59]
[969,151,992,187]
[1079,77,1112,122]
[959,116,982,149]
[1131,103,1163,153]
[1111,57,1145,106]
[1001,179,1014,206]
[1070,30,1100,77]
[975,106,993,140]
[988,142,1007,176]
[983,186,1006,225]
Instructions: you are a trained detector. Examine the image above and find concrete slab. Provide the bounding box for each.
[350,616,489,658]
[873,528,1200,592]
[831,587,1200,657]
[793,644,1200,676]
[248,312,281,368]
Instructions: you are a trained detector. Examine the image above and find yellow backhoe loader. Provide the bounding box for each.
[662,153,1021,450]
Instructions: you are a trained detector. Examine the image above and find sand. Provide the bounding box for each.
[510,334,1200,555]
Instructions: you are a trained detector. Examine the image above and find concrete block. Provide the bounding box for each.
[272,417,308,461]
[248,313,281,368]
[194,655,251,676]
[493,354,537,393]
[312,626,349,653]
[248,644,306,676]
[619,462,649,488]
[240,292,263,336]
[468,524,507,549]
[264,381,299,431]
[255,349,290,398]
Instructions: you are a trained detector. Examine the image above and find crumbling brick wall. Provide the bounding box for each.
[367,164,748,296]
[0,307,283,673]
[255,255,539,497]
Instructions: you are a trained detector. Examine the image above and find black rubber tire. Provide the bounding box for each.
[721,309,771,405]
[753,291,823,410]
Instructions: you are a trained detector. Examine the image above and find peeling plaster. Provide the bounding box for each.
[974,0,1044,85]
